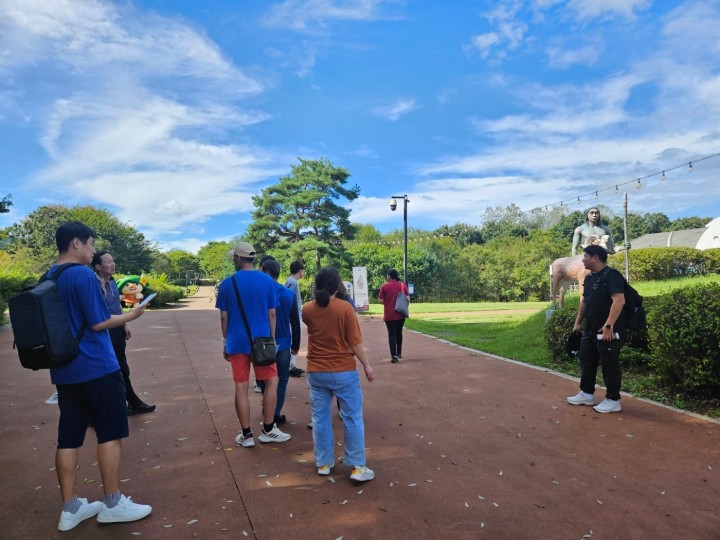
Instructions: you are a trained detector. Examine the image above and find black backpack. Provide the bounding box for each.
[8,263,87,370]
[608,268,647,330]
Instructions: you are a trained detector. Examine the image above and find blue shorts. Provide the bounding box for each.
[56,370,129,448]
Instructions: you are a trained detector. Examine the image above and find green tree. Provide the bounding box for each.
[642,212,671,234]
[670,216,713,231]
[3,204,154,274]
[165,249,201,284]
[197,241,235,280]
[246,158,359,274]
[0,194,12,214]
[434,223,483,247]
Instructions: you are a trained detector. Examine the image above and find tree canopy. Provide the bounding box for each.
[246,158,360,273]
[2,205,154,274]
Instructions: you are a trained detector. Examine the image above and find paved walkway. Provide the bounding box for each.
[1,287,718,539]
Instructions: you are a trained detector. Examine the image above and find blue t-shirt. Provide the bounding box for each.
[49,264,119,385]
[274,282,296,351]
[215,270,279,354]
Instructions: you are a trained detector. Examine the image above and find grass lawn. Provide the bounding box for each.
[361,275,720,419]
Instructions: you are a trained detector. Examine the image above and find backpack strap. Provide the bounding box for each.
[41,263,87,342]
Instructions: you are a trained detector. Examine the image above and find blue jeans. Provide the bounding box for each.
[257,348,291,417]
[308,370,366,468]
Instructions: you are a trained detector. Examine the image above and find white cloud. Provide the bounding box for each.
[372,99,416,121]
[546,41,603,69]
[568,0,652,20]
[261,0,393,30]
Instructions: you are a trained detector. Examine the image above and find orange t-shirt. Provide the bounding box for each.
[302,298,363,373]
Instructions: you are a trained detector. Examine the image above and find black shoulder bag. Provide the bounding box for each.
[231,276,276,366]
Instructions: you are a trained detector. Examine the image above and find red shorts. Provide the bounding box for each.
[229,354,278,383]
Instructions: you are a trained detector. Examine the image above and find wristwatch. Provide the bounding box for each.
[604,324,612,329]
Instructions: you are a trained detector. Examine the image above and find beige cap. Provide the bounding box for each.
[227,241,256,260]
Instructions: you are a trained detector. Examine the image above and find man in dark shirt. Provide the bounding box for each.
[566,245,626,413]
[92,251,156,416]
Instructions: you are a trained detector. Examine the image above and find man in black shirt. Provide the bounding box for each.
[566,245,626,413]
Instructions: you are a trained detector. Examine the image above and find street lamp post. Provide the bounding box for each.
[389,195,409,285]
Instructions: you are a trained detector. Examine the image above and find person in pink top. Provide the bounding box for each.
[377,269,410,363]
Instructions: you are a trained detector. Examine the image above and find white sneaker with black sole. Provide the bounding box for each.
[58,498,102,531]
[97,495,152,524]
[258,423,291,443]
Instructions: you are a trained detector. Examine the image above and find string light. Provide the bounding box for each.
[519,152,718,216]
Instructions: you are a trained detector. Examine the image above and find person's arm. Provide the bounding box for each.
[90,306,145,331]
[220,310,229,360]
[571,227,581,256]
[289,304,301,354]
[349,342,374,382]
[268,308,276,340]
[124,325,131,340]
[599,292,625,341]
[378,284,385,304]
[572,297,586,333]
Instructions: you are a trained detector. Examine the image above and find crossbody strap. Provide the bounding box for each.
[231,275,254,343]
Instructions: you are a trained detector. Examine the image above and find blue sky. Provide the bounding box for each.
[1,0,719,253]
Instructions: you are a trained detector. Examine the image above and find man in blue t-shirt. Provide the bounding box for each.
[50,222,152,532]
[216,242,291,448]
[258,259,301,425]
[566,244,626,414]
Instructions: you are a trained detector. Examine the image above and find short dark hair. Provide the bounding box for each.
[91,250,111,270]
[290,261,305,274]
[387,268,400,281]
[314,267,340,307]
[583,244,608,262]
[56,221,96,253]
[261,259,281,279]
[259,254,276,266]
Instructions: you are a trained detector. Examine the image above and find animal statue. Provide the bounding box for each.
[550,254,590,309]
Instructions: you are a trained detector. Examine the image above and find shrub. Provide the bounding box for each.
[143,274,185,306]
[608,248,707,281]
[544,294,652,369]
[704,248,720,274]
[648,283,720,393]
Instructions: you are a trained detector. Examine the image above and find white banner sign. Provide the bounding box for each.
[352,266,369,312]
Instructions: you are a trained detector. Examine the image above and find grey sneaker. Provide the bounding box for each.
[567,391,595,406]
[235,432,255,448]
[593,398,622,413]
[258,423,291,443]
[350,465,375,482]
[58,498,102,531]
[97,495,152,524]
[317,463,334,476]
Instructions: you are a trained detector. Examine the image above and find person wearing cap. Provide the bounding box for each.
[215,242,292,447]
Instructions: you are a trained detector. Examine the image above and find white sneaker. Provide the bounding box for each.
[567,391,595,406]
[350,465,375,482]
[317,463,334,476]
[58,498,102,531]
[235,432,255,447]
[97,494,152,523]
[254,383,262,393]
[258,423,291,443]
[593,398,622,413]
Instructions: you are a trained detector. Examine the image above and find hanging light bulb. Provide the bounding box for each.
[661,170,667,181]
[636,178,642,189]
[688,162,693,172]
[615,185,619,194]
[595,191,599,198]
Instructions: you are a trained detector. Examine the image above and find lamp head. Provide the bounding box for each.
[389,197,397,211]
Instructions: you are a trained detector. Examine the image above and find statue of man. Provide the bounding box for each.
[571,207,616,256]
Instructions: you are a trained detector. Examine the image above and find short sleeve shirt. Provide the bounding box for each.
[49,265,119,385]
[216,270,279,354]
[582,266,626,334]
[302,298,363,373]
[378,280,409,321]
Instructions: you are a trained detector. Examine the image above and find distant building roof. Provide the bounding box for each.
[630,217,720,250]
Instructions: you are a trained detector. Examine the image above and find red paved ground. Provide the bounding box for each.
[1,287,718,539]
